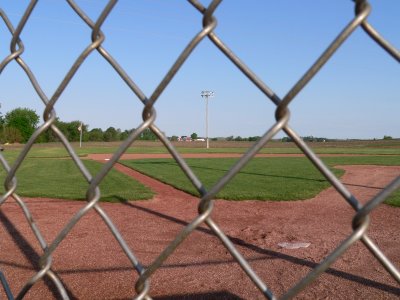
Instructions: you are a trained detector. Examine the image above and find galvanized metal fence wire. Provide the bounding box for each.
[0,0,399,299]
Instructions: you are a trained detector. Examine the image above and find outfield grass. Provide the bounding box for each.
[3,141,400,158]
[75,146,400,155]
[121,156,400,206]
[0,159,153,202]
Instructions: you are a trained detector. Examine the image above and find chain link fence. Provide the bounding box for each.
[0,0,399,299]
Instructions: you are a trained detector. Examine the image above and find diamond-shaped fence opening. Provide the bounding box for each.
[0,1,399,299]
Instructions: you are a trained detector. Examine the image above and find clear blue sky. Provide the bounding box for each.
[1,1,399,139]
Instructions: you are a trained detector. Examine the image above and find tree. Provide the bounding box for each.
[1,127,23,143]
[39,119,87,142]
[88,128,104,141]
[40,118,60,142]
[66,121,86,142]
[248,136,261,142]
[119,129,133,141]
[4,108,40,142]
[0,105,4,127]
[190,132,198,140]
[281,136,293,142]
[383,135,393,140]
[139,128,157,140]
[104,127,120,142]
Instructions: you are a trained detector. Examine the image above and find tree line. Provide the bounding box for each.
[1,107,394,144]
[0,107,157,143]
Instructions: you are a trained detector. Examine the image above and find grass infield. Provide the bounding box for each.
[122,156,400,206]
[122,157,344,201]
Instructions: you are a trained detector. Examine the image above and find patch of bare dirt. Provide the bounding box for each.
[0,160,399,299]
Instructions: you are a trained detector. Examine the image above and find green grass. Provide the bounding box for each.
[81,146,400,155]
[385,190,400,207]
[312,148,400,155]
[121,156,400,206]
[1,144,398,205]
[0,159,153,202]
[322,155,400,166]
[3,142,400,158]
[121,158,344,201]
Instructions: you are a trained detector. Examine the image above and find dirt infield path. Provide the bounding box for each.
[0,158,399,299]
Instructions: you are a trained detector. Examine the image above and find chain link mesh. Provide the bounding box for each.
[0,0,399,299]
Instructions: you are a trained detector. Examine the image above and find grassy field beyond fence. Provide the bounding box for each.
[0,143,398,206]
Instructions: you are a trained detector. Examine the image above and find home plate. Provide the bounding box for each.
[278,242,310,249]
[104,158,110,161]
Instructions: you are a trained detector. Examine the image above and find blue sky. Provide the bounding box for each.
[0,1,399,139]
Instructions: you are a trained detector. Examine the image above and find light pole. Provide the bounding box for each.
[201,90,214,149]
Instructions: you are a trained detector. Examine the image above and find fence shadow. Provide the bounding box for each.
[0,211,79,300]
[121,201,400,296]
[153,291,244,300]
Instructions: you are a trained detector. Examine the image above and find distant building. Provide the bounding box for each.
[177,136,192,142]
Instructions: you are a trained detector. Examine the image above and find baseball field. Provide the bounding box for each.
[0,140,399,299]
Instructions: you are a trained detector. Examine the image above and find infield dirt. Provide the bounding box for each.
[0,154,398,299]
